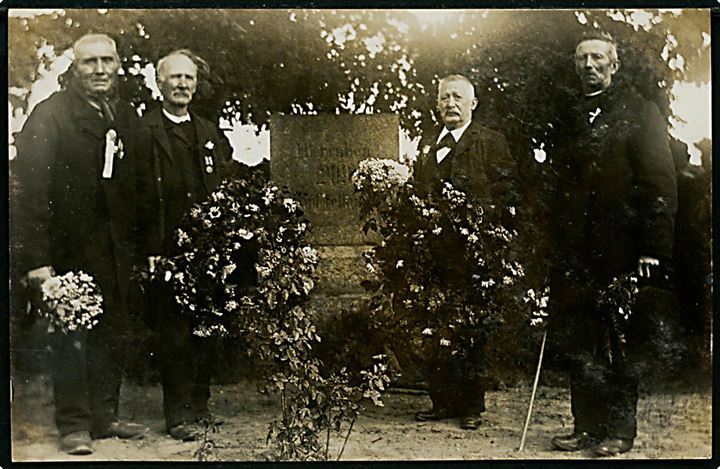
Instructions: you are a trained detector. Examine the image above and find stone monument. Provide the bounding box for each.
[270,114,399,310]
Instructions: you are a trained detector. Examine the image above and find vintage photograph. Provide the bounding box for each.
[7,7,712,462]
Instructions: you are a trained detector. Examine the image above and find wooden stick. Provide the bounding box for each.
[337,418,355,461]
[519,329,547,452]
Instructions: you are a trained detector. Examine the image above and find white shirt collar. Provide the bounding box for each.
[584,89,605,98]
[163,108,192,124]
[436,119,472,144]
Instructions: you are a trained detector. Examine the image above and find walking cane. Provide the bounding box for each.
[519,329,547,452]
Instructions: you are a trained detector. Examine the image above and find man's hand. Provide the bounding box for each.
[637,255,660,278]
[23,266,54,289]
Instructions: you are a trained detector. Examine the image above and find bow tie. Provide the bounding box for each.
[438,132,457,150]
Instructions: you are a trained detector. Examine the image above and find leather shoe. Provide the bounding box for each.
[594,437,634,457]
[59,431,93,455]
[415,408,455,422]
[460,416,481,430]
[551,431,596,451]
[169,422,202,441]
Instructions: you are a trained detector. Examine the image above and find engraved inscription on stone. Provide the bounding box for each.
[270,114,399,245]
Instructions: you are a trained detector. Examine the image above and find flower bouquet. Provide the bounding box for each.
[353,158,527,364]
[40,271,103,332]
[144,169,318,339]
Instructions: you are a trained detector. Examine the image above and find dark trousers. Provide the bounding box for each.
[569,350,639,439]
[426,345,486,416]
[547,288,639,440]
[424,302,486,417]
[152,285,214,430]
[49,300,127,437]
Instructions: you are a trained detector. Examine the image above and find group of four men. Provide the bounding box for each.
[13,30,677,459]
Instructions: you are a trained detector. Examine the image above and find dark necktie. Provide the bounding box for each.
[101,99,116,124]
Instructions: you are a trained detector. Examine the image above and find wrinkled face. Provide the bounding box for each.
[72,38,120,98]
[158,55,198,108]
[575,39,619,94]
[437,79,477,130]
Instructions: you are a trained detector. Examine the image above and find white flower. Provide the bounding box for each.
[262,186,277,205]
[283,198,298,213]
[223,263,237,277]
[237,229,254,240]
[209,207,221,219]
[299,246,318,264]
[176,229,190,246]
[396,260,404,269]
[431,226,442,235]
[421,328,434,336]
[439,338,451,347]
[508,206,516,216]
[205,140,215,150]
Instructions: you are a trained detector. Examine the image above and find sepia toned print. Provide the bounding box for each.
[8,7,711,462]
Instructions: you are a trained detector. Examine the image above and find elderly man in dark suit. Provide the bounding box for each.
[137,50,236,441]
[412,74,518,430]
[547,32,677,457]
[12,33,149,455]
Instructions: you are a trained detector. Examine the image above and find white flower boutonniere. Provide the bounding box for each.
[205,140,215,150]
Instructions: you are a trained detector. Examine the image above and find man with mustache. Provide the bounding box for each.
[547,32,677,457]
[138,50,235,441]
[412,74,518,430]
[12,33,149,455]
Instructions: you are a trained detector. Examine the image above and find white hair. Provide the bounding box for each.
[72,34,119,60]
[156,50,201,81]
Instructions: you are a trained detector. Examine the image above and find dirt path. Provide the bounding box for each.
[10,376,711,461]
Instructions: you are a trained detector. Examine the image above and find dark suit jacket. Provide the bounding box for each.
[550,84,678,283]
[412,120,519,287]
[137,106,233,257]
[413,120,519,208]
[12,84,141,305]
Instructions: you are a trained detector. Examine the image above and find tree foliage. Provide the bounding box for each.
[9,9,709,136]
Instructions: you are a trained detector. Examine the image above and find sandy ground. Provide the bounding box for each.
[10,375,711,462]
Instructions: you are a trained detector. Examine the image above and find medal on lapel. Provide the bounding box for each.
[204,140,215,174]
